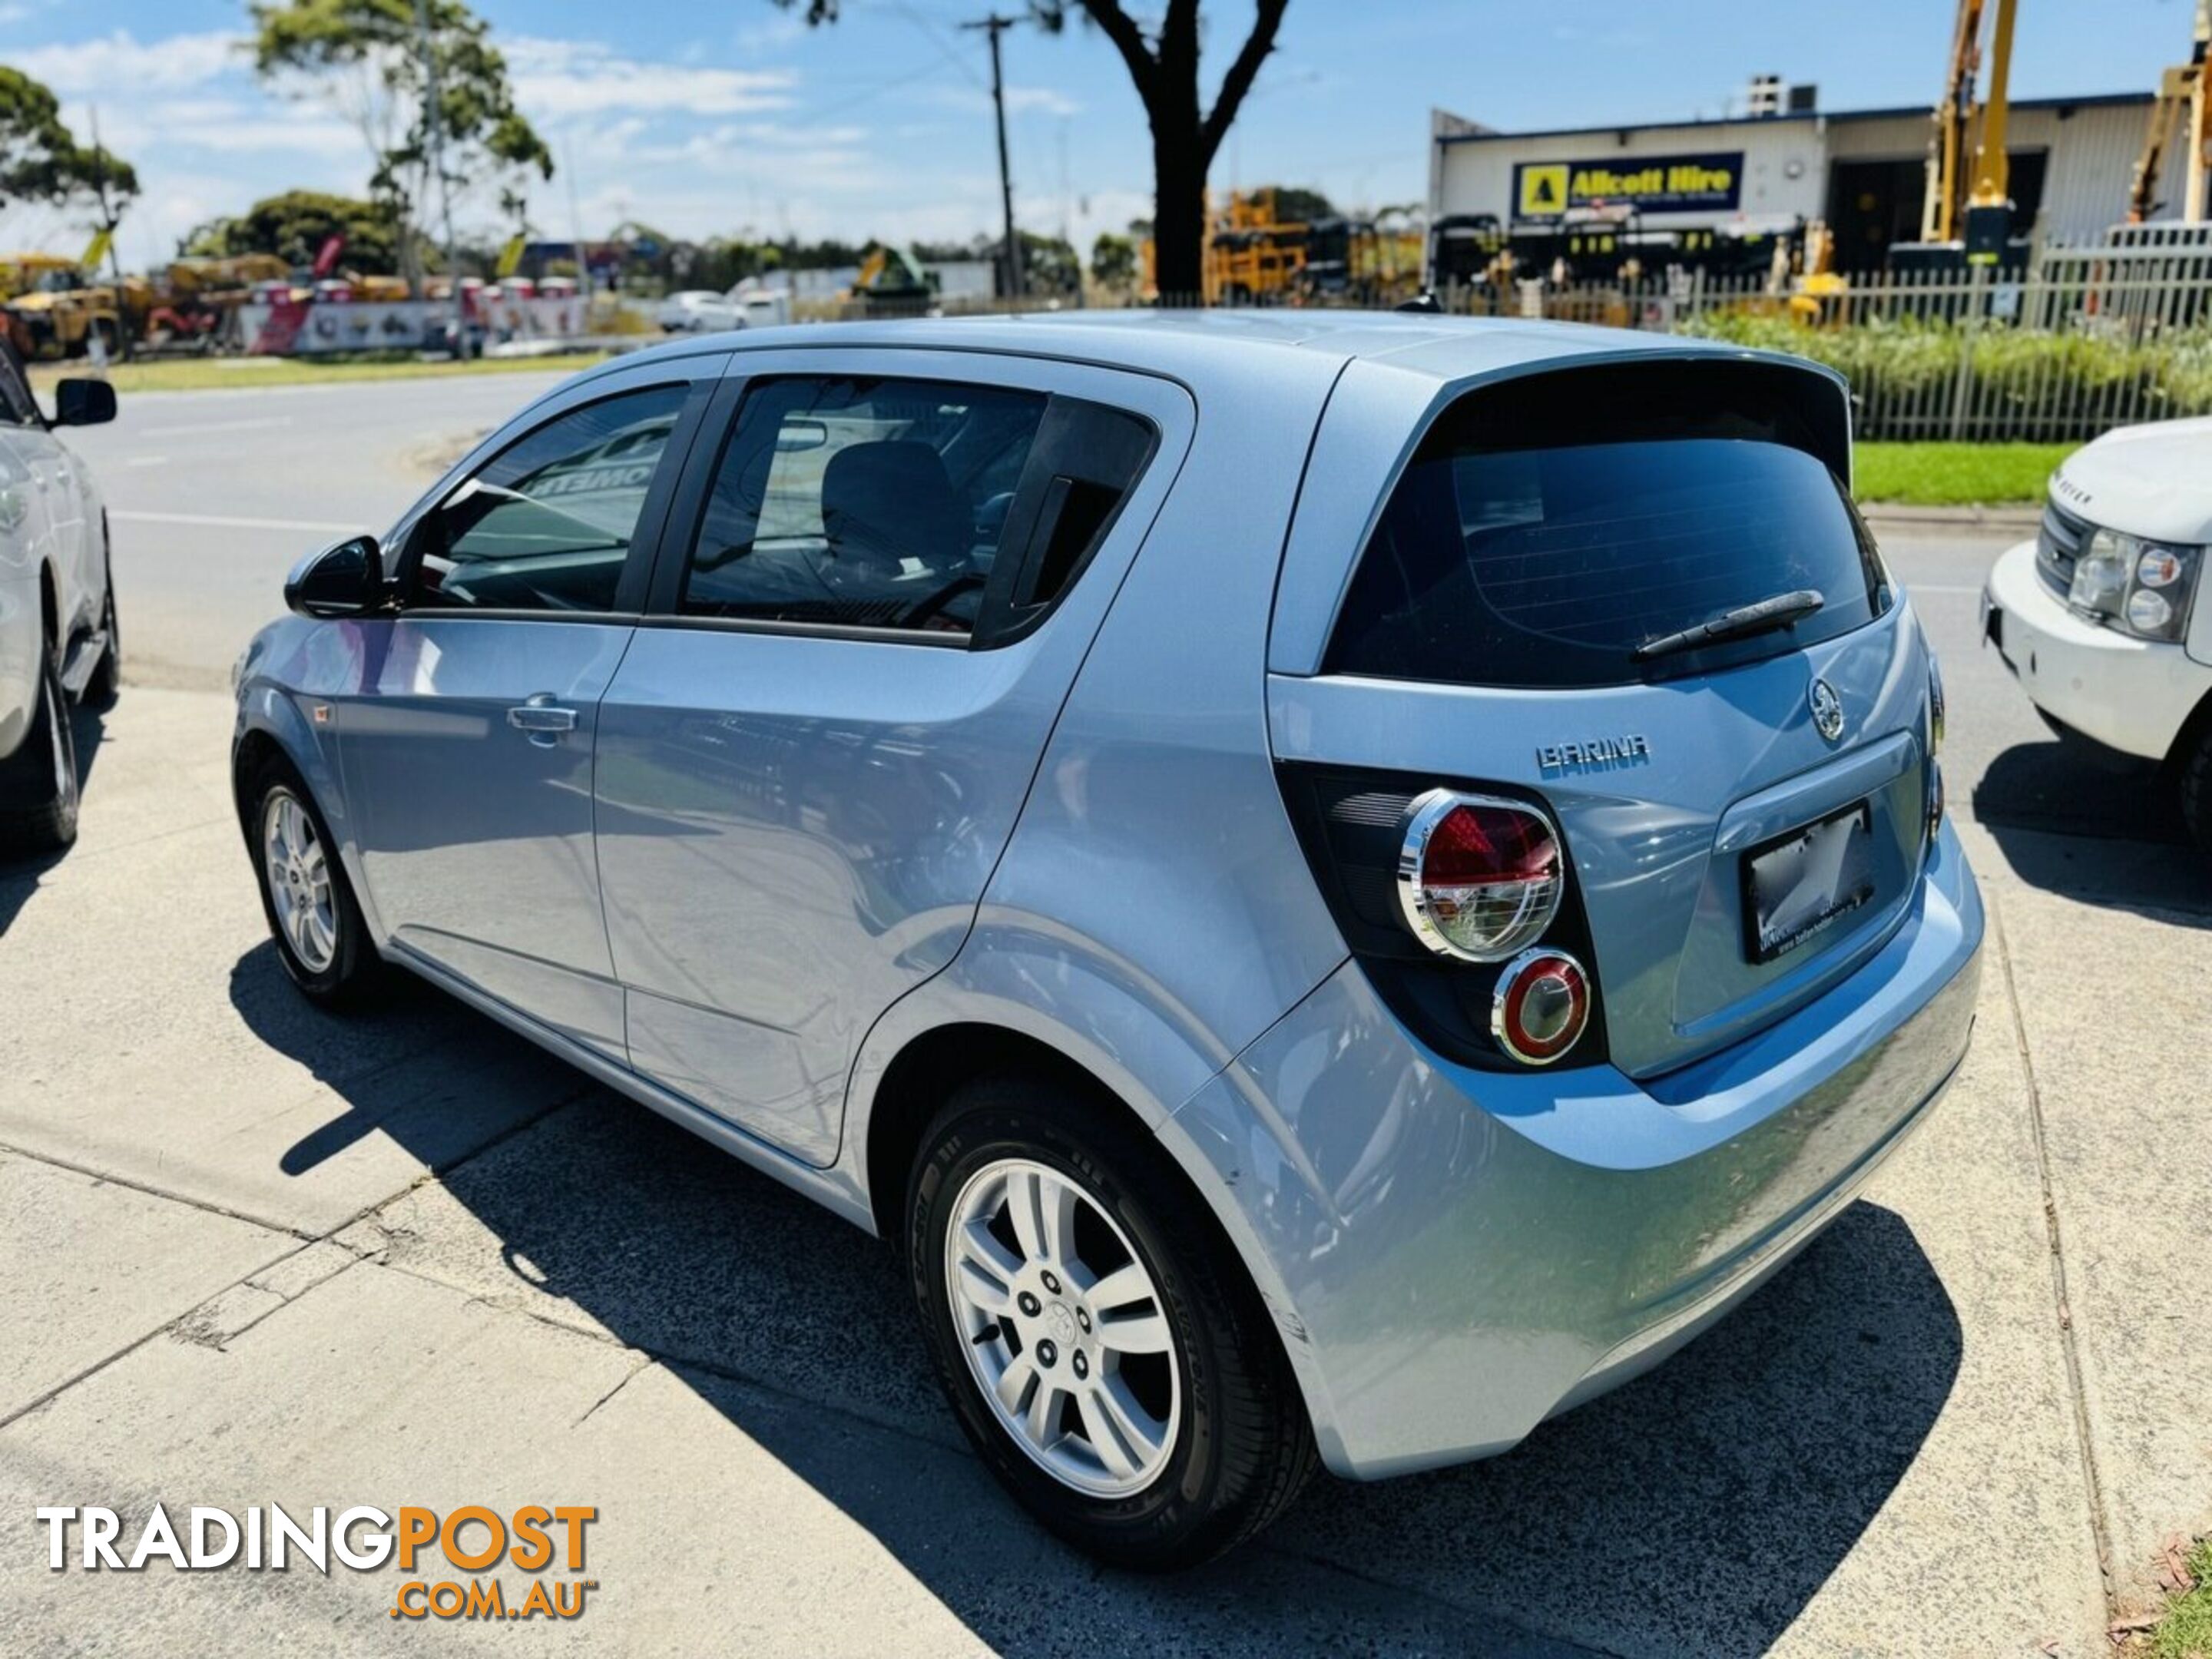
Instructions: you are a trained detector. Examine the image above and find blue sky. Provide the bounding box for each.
[1,0,2193,268]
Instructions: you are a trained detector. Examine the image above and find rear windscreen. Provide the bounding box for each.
[1324,360,1889,688]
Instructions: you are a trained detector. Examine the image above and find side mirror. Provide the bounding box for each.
[284,534,385,618]
[53,378,118,427]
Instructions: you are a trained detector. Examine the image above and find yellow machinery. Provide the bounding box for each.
[5,272,151,359]
[1923,0,2022,260]
[6,254,293,359]
[1204,190,1309,305]
[0,253,82,305]
[1141,190,1313,306]
[2128,0,2211,223]
[843,244,935,316]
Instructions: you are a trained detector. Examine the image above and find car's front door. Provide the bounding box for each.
[593,349,1191,1164]
[334,362,721,1056]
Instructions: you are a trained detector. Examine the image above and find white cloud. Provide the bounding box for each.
[91,98,363,163]
[929,83,1083,120]
[9,29,243,95]
[504,38,796,119]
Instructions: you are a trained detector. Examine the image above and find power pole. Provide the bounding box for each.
[963,12,1025,302]
[413,0,466,356]
[86,106,131,362]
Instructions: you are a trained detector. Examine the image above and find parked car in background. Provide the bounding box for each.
[232,313,1981,1567]
[0,339,118,855]
[730,287,792,329]
[656,290,742,333]
[1982,416,2212,846]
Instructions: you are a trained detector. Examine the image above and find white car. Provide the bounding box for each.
[1982,416,2212,845]
[0,341,118,855]
[656,290,740,333]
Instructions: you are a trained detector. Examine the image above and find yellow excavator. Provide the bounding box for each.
[1922,0,2022,264]
[2128,0,2210,223]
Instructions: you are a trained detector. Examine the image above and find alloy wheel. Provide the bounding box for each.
[261,789,337,972]
[943,1157,1181,1498]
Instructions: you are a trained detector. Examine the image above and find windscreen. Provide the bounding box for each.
[1325,359,1889,688]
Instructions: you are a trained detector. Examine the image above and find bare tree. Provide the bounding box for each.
[783,1,1290,302]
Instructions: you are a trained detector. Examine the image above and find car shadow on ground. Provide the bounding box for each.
[1971,738,2212,921]
[231,943,1962,1657]
[0,697,111,936]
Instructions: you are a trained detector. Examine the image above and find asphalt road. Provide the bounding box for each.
[62,372,571,689]
[5,381,2209,1656]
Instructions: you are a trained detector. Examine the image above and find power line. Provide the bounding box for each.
[892,0,989,90]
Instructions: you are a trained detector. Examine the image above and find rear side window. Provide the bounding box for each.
[1325,360,1889,687]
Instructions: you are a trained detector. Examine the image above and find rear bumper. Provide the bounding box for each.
[1983,538,2212,763]
[1161,820,1983,1480]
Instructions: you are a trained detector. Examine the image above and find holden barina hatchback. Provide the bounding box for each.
[233,313,1982,1568]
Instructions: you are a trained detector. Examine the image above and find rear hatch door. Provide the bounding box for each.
[1268,350,1932,1079]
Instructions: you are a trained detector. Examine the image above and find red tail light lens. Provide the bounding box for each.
[1396,790,1564,962]
[1492,948,1591,1065]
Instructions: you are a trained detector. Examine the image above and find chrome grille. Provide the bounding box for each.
[2035,498,2088,600]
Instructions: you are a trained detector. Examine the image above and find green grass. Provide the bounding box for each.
[1853,441,2069,507]
[26,350,612,395]
[2151,1539,2212,1659]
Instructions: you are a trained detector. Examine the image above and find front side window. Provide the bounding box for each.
[681,376,1050,634]
[405,383,689,613]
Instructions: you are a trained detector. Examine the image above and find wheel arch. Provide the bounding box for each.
[850,1003,1342,1466]
[2163,679,2212,773]
[230,686,382,942]
[860,1021,1127,1246]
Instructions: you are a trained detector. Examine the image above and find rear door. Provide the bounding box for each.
[1269,352,1931,1078]
[334,359,723,1055]
[593,346,1191,1165]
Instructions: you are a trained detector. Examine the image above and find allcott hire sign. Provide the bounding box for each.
[1513,153,1745,219]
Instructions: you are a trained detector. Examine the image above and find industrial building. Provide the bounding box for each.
[1428,88,2159,273]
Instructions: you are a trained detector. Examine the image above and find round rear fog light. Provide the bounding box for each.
[1491,948,1591,1066]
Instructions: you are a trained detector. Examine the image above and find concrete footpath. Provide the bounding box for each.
[1,685,2205,1657]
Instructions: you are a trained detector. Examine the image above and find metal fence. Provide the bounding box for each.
[800,244,2212,444]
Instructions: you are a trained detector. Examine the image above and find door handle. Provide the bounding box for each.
[506,697,579,746]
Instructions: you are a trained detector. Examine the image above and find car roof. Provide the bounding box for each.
[578,307,1779,396]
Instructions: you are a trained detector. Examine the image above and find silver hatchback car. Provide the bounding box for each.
[233,313,1983,1568]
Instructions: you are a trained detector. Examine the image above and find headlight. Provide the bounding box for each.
[2067,527,2198,642]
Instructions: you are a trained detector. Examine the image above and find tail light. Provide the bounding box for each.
[1275,765,1603,1071]
[1396,790,1563,962]
[1491,948,1591,1065]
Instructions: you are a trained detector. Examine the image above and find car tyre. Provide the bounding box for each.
[907,1072,1317,1570]
[245,753,384,1005]
[0,645,79,856]
[85,570,121,710]
[2181,721,2212,854]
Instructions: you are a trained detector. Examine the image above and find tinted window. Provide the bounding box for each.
[683,376,1048,634]
[406,384,688,612]
[1327,364,1886,687]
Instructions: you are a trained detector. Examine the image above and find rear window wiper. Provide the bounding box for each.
[1632,588,1826,662]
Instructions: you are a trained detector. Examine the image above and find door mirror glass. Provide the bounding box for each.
[285,534,384,618]
[52,378,118,427]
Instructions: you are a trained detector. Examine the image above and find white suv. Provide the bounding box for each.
[0,340,118,855]
[1982,416,2212,845]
